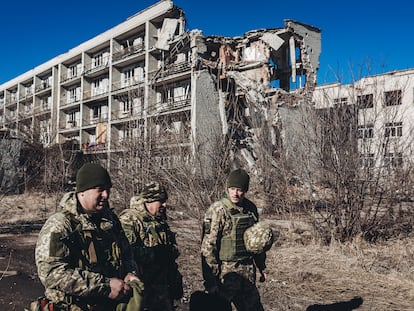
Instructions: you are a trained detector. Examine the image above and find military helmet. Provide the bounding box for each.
[243,222,274,254]
[141,181,168,203]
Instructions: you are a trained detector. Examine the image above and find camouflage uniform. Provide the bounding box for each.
[201,196,266,311]
[35,192,139,311]
[119,193,182,311]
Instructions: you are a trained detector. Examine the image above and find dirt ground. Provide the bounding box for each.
[1,194,414,310]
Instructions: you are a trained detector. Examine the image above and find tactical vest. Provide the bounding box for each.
[218,198,256,262]
[61,210,124,277]
[142,215,176,247]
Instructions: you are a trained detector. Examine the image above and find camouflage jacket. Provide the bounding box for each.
[201,195,266,284]
[35,192,138,306]
[119,195,179,285]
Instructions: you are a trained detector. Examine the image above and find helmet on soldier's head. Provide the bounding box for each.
[243,222,274,254]
[141,181,168,203]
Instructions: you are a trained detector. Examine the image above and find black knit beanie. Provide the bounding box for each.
[227,169,250,192]
[76,163,112,193]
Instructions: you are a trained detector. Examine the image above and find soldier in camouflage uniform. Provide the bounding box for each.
[35,163,143,311]
[201,169,267,311]
[119,182,183,311]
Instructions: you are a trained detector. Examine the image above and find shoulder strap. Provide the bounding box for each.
[221,198,241,216]
[61,210,98,265]
[143,216,161,244]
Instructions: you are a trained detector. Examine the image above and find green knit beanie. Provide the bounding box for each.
[227,169,250,192]
[76,163,112,193]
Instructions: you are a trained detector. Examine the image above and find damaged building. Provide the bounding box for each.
[0,0,321,186]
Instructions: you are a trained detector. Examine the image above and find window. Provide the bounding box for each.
[122,66,144,87]
[334,97,348,105]
[384,90,402,106]
[92,52,109,69]
[93,53,104,68]
[41,76,52,88]
[92,106,101,119]
[357,124,374,139]
[122,68,134,87]
[67,110,79,127]
[39,119,51,145]
[69,64,79,78]
[41,96,51,110]
[25,85,33,96]
[359,153,375,168]
[91,105,107,121]
[10,91,18,102]
[384,152,403,168]
[384,122,402,138]
[68,86,80,103]
[357,94,373,109]
[93,77,108,96]
[121,98,132,114]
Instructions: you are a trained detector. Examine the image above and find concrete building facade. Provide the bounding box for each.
[0,1,322,175]
[313,69,414,171]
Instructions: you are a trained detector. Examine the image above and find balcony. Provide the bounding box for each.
[112,77,145,92]
[83,113,109,126]
[111,107,144,122]
[34,104,51,115]
[112,44,144,63]
[19,91,33,102]
[35,82,51,93]
[60,96,81,107]
[150,61,191,82]
[84,58,110,77]
[83,89,109,102]
[82,142,108,153]
[60,119,80,130]
[61,72,82,84]
[154,97,191,114]
[6,96,18,107]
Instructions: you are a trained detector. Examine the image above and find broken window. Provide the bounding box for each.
[357,94,374,109]
[384,90,402,106]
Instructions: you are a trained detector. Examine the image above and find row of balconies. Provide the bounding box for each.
[59,97,190,130]
[2,54,190,106]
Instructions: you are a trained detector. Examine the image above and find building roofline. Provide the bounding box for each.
[1,0,176,89]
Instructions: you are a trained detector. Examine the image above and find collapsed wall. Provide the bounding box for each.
[189,20,322,178]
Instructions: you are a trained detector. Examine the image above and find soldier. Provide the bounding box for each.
[119,181,183,311]
[35,163,143,311]
[201,168,272,311]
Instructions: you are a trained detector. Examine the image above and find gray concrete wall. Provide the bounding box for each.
[192,70,224,173]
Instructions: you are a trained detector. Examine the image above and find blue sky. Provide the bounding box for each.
[0,0,412,85]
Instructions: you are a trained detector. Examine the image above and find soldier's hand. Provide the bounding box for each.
[124,273,141,283]
[108,277,131,300]
[259,271,267,282]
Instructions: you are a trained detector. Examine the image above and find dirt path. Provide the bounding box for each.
[1,217,414,310]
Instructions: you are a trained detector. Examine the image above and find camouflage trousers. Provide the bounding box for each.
[219,261,264,311]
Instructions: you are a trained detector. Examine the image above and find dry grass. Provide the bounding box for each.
[172,215,414,310]
[1,193,414,310]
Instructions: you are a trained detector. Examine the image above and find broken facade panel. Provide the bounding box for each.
[184,19,321,175]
